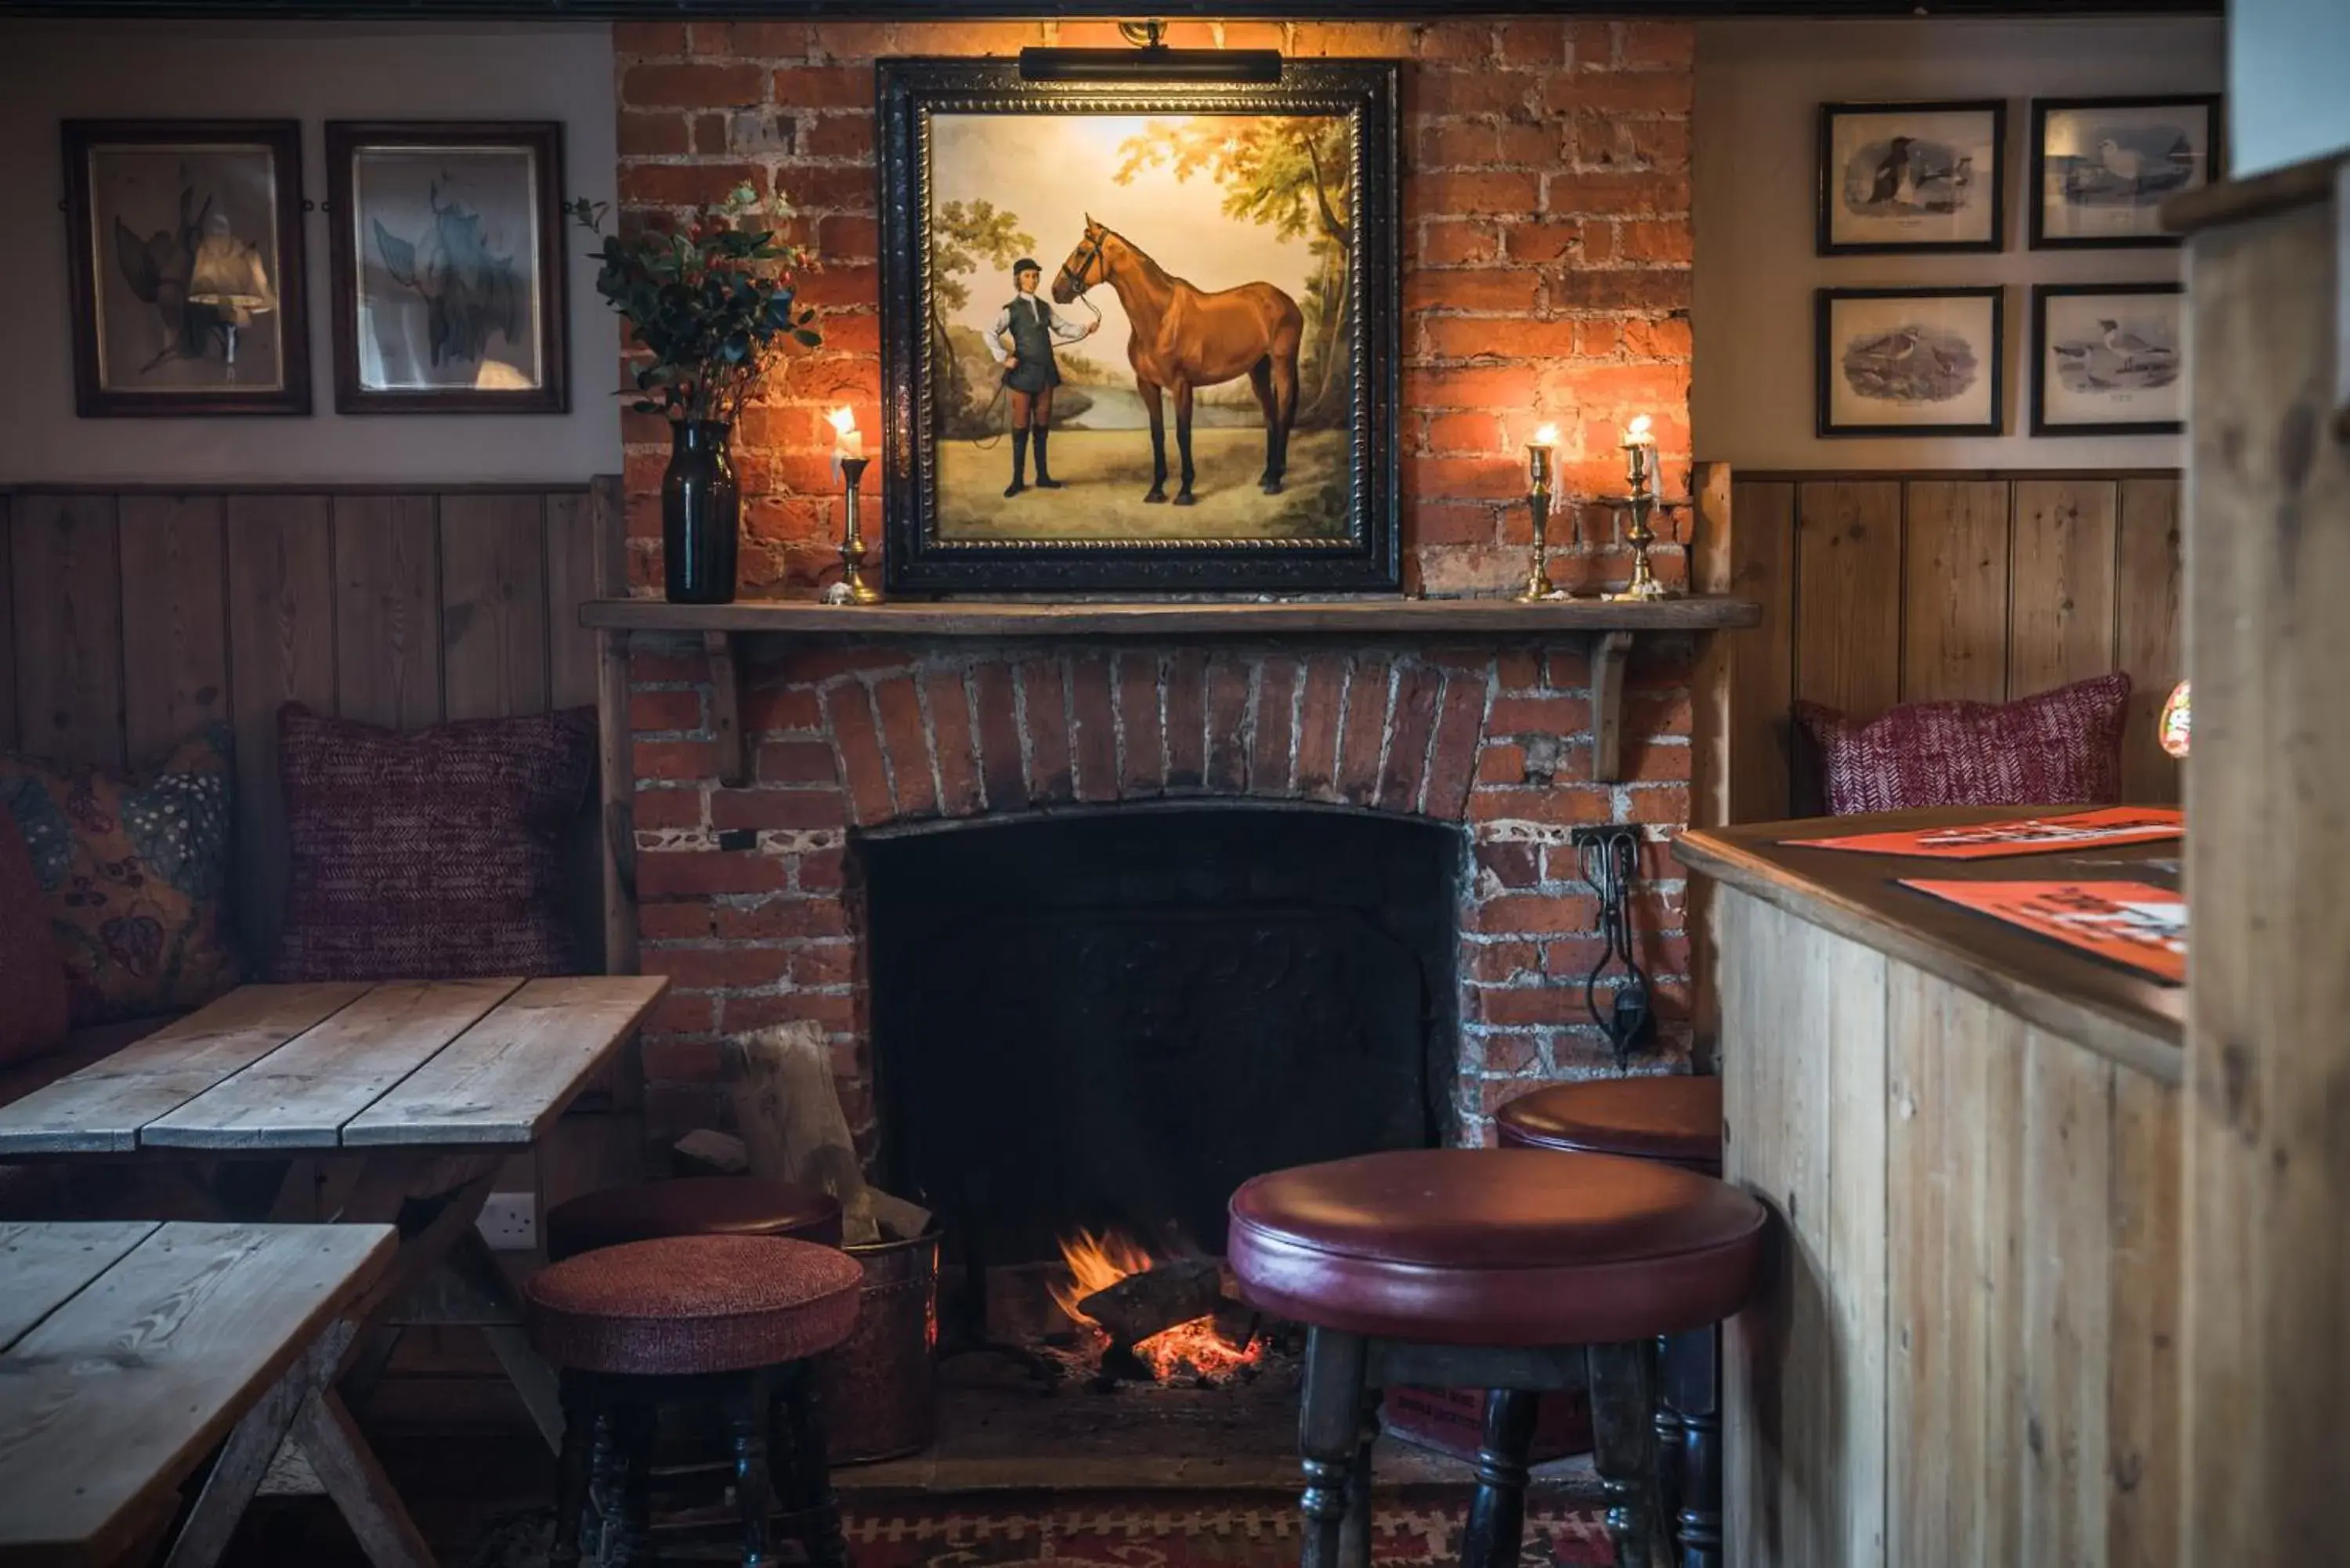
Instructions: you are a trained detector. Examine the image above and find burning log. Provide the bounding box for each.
[1076,1257,1223,1346]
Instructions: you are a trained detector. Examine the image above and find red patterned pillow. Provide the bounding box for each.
[0,807,69,1063]
[1794,673,2132,816]
[274,703,595,982]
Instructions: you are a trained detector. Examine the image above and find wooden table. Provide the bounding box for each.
[1675,808,2181,1568]
[0,977,667,1568]
[0,1220,394,1568]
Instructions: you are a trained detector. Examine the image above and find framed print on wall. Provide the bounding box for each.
[63,119,309,417]
[1817,286,2005,438]
[877,57,1401,594]
[2030,95,2222,249]
[1817,99,2006,255]
[325,121,568,414]
[2031,282,2183,435]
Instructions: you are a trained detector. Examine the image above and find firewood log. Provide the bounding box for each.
[1076,1257,1222,1344]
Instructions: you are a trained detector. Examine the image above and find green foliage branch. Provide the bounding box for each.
[571,183,821,427]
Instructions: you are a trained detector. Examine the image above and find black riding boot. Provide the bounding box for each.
[1032,428,1064,489]
[1004,429,1029,497]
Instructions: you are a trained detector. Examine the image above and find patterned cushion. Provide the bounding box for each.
[526,1235,865,1375]
[273,703,595,982]
[0,726,240,1026]
[0,807,70,1062]
[1794,673,2131,816]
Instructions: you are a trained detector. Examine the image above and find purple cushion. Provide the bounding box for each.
[1794,673,2131,816]
[273,703,595,981]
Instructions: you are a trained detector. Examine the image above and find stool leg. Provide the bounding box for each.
[1296,1328,1370,1568]
[1336,1386,1383,1568]
[775,1359,848,1568]
[733,1368,778,1567]
[1588,1341,1667,1568]
[601,1394,658,1568]
[548,1374,595,1568]
[1458,1389,1538,1568]
[1660,1327,1723,1568]
[1653,1336,1683,1542]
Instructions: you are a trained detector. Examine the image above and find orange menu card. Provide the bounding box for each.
[1795,806,2183,860]
[1900,880,2186,985]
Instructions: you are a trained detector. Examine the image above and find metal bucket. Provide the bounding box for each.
[815,1230,940,1464]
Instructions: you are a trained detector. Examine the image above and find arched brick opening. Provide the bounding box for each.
[627,634,1697,1147]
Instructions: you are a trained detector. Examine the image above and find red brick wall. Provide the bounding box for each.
[612,17,1694,596]
[627,634,1698,1146]
[609,17,1702,1150]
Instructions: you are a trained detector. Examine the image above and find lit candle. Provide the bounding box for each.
[827,406,864,461]
[1528,422,1558,490]
[1621,412,1654,487]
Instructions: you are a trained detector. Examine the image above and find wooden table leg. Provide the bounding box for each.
[292,1378,439,1568]
[164,1321,356,1568]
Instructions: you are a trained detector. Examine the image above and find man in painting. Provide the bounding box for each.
[989,258,1097,497]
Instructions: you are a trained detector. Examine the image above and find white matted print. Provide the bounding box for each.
[2032,284,2183,435]
[1819,101,2005,254]
[2032,96,2221,247]
[326,122,566,414]
[1817,287,2005,437]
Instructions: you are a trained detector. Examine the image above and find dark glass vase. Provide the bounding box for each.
[662,420,739,605]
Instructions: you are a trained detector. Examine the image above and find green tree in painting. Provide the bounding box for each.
[1114,117,1354,425]
[931,198,1032,437]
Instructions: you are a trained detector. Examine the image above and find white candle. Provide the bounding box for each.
[827,406,864,461]
[1620,412,1654,450]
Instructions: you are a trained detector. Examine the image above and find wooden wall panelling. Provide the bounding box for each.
[1900,480,2011,703]
[0,497,16,753]
[1726,479,1795,826]
[1730,900,2183,1568]
[2178,174,2349,1568]
[118,496,231,764]
[2113,479,2183,805]
[2008,479,2120,698]
[440,493,551,722]
[331,495,443,729]
[1793,480,1904,717]
[223,493,338,968]
[544,492,600,714]
[11,493,126,770]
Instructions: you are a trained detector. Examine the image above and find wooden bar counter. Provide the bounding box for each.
[1675,808,2182,1568]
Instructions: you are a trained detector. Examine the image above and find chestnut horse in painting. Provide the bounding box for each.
[1052,218,1304,507]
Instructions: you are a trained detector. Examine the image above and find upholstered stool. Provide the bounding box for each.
[1229,1148,1764,1568]
[526,1234,864,1568]
[545,1176,844,1263]
[1498,1077,1727,1567]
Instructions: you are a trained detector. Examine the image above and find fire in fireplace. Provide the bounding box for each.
[862,805,1461,1371]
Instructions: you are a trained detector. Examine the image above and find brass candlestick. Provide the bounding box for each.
[823,454,884,606]
[1603,438,1678,602]
[1519,432,1558,602]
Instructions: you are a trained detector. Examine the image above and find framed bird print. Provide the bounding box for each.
[62,120,309,417]
[2030,96,2222,248]
[877,57,1402,594]
[1817,286,2005,437]
[325,121,568,414]
[2031,283,2183,435]
[1817,100,2005,255]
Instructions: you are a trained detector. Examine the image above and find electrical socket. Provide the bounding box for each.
[476,1191,537,1252]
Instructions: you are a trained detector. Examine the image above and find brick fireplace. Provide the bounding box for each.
[609,16,1705,1154]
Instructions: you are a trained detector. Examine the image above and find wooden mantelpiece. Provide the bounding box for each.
[580,594,1762,788]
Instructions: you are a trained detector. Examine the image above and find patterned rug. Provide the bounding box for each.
[462,1490,1614,1568]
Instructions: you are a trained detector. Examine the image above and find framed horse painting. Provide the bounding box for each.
[877,57,1401,593]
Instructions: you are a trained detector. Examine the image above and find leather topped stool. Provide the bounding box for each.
[527,1234,863,1568]
[1499,1076,1726,1568]
[1495,1077,1723,1172]
[1230,1148,1763,1568]
[545,1177,844,1263]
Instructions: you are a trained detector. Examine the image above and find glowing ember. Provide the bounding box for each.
[1049,1227,1264,1382]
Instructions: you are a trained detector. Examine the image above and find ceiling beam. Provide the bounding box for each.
[0,0,2225,18]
